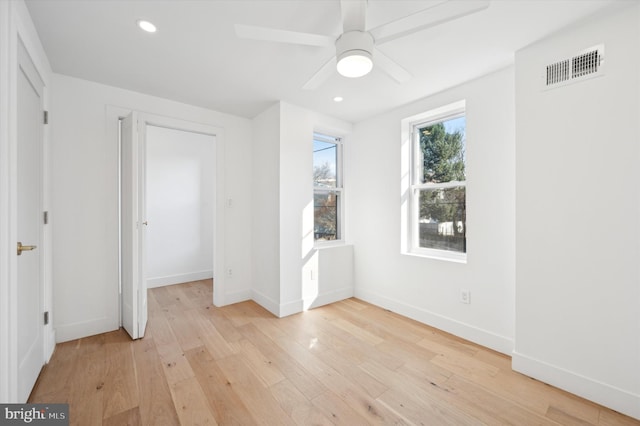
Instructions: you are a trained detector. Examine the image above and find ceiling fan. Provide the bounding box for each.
[235,0,490,90]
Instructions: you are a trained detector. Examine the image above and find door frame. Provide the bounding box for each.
[108,107,226,327]
[0,0,53,403]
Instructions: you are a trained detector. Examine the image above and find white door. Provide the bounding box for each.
[16,40,44,401]
[121,113,148,339]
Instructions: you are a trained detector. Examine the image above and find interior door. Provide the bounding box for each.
[16,40,44,401]
[121,112,147,339]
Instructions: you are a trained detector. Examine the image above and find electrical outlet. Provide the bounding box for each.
[227,268,233,277]
[460,289,471,304]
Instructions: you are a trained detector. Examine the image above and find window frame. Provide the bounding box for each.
[313,132,344,246]
[405,101,467,263]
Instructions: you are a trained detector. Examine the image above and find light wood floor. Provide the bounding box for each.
[30,280,639,425]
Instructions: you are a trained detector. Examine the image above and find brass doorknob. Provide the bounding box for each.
[17,242,37,256]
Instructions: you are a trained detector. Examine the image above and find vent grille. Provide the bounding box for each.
[543,44,604,89]
[572,49,601,78]
[546,59,571,85]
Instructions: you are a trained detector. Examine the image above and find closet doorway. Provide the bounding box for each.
[118,110,223,340]
[145,126,215,289]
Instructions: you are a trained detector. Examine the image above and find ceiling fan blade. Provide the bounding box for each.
[370,0,490,45]
[340,0,367,32]
[303,57,337,90]
[374,48,412,84]
[235,24,334,47]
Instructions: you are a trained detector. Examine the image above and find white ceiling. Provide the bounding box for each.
[25,0,620,122]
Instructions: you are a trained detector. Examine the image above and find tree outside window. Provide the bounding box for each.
[414,115,466,254]
[313,133,342,242]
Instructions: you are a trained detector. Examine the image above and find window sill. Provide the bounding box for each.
[314,240,348,250]
[402,249,467,264]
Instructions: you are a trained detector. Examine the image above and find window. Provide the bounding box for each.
[408,102,466,261]
[313,132,342,242]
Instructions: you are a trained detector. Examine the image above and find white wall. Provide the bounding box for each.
[0,0,53,402]
[251,101,354,317]
[146,125,215,288]
[348,67,516,354]
[279,102,353,316]
[250,103,281,311]
[51,73,253,342]
[513,3,640,419]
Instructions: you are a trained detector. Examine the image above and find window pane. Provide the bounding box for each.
[418,187,466,253]
[314,191,339,241]
[313,139,337,188]
[418,116,465,184]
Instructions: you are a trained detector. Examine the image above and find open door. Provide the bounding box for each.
[121,112,148,339]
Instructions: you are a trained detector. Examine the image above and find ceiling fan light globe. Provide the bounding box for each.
[337,51,373,78]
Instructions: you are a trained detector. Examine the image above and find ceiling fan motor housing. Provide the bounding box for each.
[336,30,375,77]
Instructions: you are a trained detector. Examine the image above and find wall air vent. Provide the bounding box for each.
[543,44,604,90]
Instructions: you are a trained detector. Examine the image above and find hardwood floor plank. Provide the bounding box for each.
[546,392,601,425]
[187,307,237,360]
[103,406,141,426]
[282,342,407,424]
[101,330,140,419]
[269,313,331,354]
[156,341,196,386]
[309,312,405,370]
[215,355,295,425]
[324,302,424,345]
[377,386,482,426]
[184,346,258,425]
[202,305,245,343]
[311,391,370,425]
[27,280,639,426]
[419,338,500,383]
[170,377,219,426]
[402,367,560,426]
[269,380,334,426]
[361,359,488,425]
[166,308,205,352]
[132,337,181,426]
[238,323,327,400]
[67,345,108,426]
[314,348,388,399]
[235,338,286,387]
[28,340,78,401]
[152,286,178,308]
[599,410,640,426]
[375,340,450,385]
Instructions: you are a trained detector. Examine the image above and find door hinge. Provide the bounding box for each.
[43,110,49,125]
[43,211,49,225]
[44,311,49,325]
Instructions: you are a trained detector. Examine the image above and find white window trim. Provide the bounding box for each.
[401,100,467,263]
[313,132,344,246]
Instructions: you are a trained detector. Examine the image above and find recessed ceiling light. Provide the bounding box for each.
[333,96,344,103]
[137,20,157,33]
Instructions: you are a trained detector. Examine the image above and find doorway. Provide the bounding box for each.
[118,112,222,340]
[145,126,215,289]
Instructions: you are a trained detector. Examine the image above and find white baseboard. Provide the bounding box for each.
[252,287,354,318]
[223,288,251,306]
[307,286,354,310]
[354,288,513,355]
[251,289,280,317]
[147,270,213,288]
[55,317,118,343]
[512,352,640,421]
[279,298,304,318]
